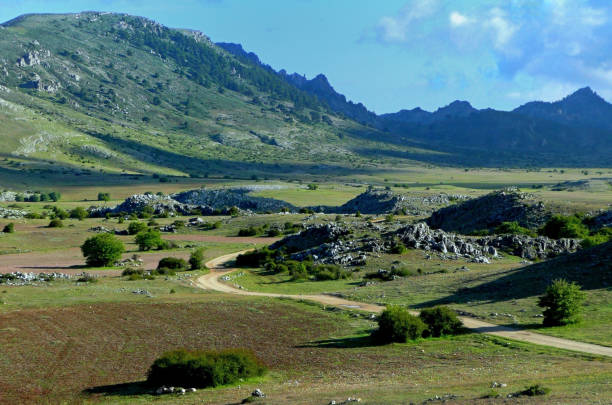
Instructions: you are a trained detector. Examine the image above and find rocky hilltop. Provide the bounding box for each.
[427,189,550,234]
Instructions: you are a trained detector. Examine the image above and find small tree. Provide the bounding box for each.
[48,218,64,228]
[373,305,427,344]
[128,221,148,235]
[2,223,15,233]
[538,279,585,326]
[81,233,125,267]
[97,192,111,202]
[419,306,463,337]
[157,257,188,271]
[189,247,205,270]
[70,207,89,220]
[135,229,165,251]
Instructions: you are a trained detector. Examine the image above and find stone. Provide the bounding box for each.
[252,388,265,397]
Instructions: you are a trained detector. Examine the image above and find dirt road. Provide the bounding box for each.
[198,251,612,358]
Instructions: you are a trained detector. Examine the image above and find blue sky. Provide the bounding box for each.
[1,0,611,113]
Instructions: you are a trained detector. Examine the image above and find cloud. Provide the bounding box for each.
[372,0,612,105]
[449,11,472,27]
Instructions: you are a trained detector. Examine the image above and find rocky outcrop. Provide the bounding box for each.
[89,194,196,217]
[172,188,295,212]
[0,206,28,218]
[271,223,350,252]
[313,189,469,215]
[16,50,49,67]
[395,222,578,261]
[427,188,550,234]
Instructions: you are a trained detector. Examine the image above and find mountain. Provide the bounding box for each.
[0,12,400,183]
[513,87,612,131]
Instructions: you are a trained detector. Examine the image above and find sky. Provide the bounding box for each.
[1,0,611,113]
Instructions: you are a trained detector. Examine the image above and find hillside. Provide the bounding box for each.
[0,12,416,184]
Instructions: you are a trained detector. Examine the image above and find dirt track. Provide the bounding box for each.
[198,251,612,358]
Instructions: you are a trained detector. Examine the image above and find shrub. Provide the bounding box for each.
[97,192,111,201]
[312,264,352,281]
[581,227,612,249]
[157,257,188,271]
[122,268,144,276]
[540,215,589,239]
[373,306,427,344]
[494,221,536,237]
[238,226,260,236]
[189,247,205,270]
[365,267,414,281]
[70,207,89,220]
[390,241,407,254]
[236,248,276,267]
[52,207,69,220]
[81,234,125,267]
[135,229,165,251]
[419,306,463,337]
[538,279,585,326]
[266,228,282,237]
[516,384,550,397]
[128,221,148,235]
[147,348,266,388]
[307,183,318,190]
[48,191,61,202]
[76,273,98,283]
[48,219,64,228]
[2,223,15,233]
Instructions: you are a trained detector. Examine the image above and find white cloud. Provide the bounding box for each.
[376,0,440,43]
[449,11,472,27]
[485,8,517,49]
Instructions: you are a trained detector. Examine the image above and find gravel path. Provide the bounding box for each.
[198,251,612,358]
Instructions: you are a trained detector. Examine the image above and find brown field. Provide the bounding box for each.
[0,295,610,405]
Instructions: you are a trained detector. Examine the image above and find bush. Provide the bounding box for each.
[128,221,148,235]
[540,215,589,239]
[364,267,413,281]
[81,233,125,267]
[76,273,98,283]
[538,279,585,326]
[70,207,89,220]
[189,247,205,270]
[494,221,536,237]
[373,306,427,344]
[135,229,165,251]
[157,257,188,271]
[311,264,352,281]
[147,348,266,388]
[52,207,69,220]
[122,268,144,276]
[238,226,260,237]
[97,192,111,201]
[2,223,15,233]
[48,218,64,228]
[516,384,550,397]
[236,248,276,267]
[580,227,612,249]
[419,306,463,337]
[390,241,407,254]
[48,191,61,202]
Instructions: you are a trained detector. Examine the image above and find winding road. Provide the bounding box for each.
[198,251,612,358]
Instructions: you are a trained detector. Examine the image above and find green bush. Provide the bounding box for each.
[390,241,407,254]
[311,264,352,281]
[52,207,69,220]
[128,221,148,235]
[238,226,260,236]
[364,267,414,281]
[419,306,463,337]
[76,273,98,283]
[538,279,585,326]
[2,223,15,233]
[373,306,427,344]
[189,247,205,270]
[70,207,89,220]
[122,268,144,276]
[236,248,276,267]
[147,348,266,388]
[48,218,64,228]
[135,229,165,251]
[494,221,536,237]
[81,233,125,267]
[581,227,612,249]
[97,192,111,201]
[540,215,589,239]
[157,257,188,271]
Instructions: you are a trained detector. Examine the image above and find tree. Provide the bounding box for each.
[81,233,125,267]
[189,247,205,270]
[538,279,585,326]
[419,306,463,337]
[2,223,15,233]
[135,229,165,251]
[540,215,589,239]
[128,221,148,235]
[48,191,61,202]
[70,207,89,220]
[372,306,427,343]
[97,192,111,202]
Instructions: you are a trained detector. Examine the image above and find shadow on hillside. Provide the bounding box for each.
[84,381,152,397]
[86,130,373,178]
[296,334,375,349]
[416,242,612,308]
